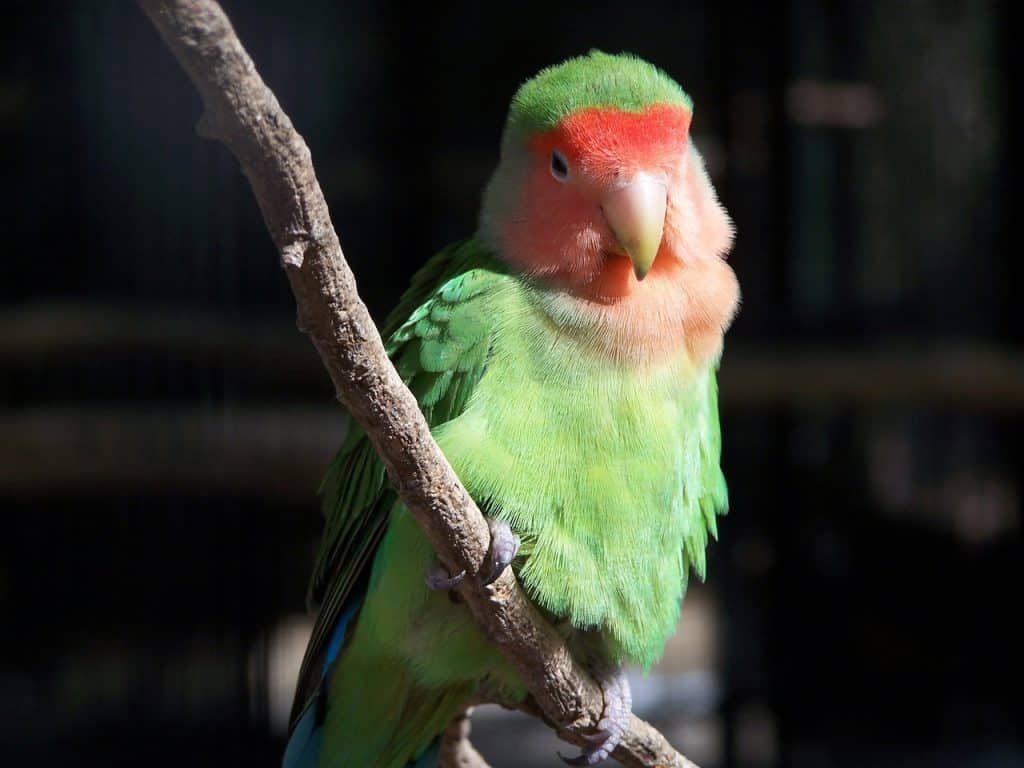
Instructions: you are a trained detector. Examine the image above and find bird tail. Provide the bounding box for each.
[283,678,470,768]
[283,700,447,768]
[282,696,325,768]
[282,593,473,768]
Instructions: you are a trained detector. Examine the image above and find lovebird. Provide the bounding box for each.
[284,51,739,768]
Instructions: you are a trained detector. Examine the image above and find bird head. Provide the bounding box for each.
[480,51,734,304]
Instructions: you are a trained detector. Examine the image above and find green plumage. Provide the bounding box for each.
[506,50,693,137]
[289,51,730,768]
[299,240,726,768]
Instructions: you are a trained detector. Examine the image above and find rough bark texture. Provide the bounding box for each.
[136,2,699,766]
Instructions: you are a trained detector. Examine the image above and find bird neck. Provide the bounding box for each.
[529,254,739,368]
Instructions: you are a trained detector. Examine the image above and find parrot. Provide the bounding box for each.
[283,50,739,768]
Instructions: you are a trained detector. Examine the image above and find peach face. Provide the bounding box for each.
[487,103,731,300]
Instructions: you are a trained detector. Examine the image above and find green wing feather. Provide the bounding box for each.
[290,238,506,725]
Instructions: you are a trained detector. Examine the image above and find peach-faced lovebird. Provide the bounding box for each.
[284,51,739,768]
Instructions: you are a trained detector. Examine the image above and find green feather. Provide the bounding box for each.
[290,240,505,729]
[305,234,728,766]
[506,50,693,138]
[295,55,730,768]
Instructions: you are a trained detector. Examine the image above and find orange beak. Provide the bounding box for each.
[600,174,667,280]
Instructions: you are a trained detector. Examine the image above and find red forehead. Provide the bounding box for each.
[527,103,692,167]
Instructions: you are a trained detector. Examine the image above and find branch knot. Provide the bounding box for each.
[281,241,306,269]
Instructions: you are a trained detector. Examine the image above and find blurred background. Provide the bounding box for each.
[2,1,1021,766]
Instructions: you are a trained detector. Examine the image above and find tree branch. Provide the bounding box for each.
[136,2,699,765]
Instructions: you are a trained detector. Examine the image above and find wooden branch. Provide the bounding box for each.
[136,1,697,765]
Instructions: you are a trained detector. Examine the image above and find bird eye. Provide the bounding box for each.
[550,149,569,181]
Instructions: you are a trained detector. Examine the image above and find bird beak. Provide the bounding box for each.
[601,174,667,281]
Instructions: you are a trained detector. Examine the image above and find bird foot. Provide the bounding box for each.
[425,564,465,591]
[482,518,520,586]
[425,518,518,590]
[559,668,632,765]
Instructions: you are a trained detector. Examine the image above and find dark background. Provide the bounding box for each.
[2,1,1021,766]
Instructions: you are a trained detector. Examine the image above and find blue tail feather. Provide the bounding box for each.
[282,597,362,768]
[282,702,323,768]
[322,598,362,675]
[282,594,443,768]
[408,737,440,768]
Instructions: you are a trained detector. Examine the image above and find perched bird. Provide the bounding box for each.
[284,50,739,768]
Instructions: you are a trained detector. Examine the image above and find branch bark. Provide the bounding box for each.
[136,2,699,765]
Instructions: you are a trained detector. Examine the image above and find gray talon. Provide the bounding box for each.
[425,564,465,591]
[483,518,520,586]
[559,669,632,765]
[559,753,590,766]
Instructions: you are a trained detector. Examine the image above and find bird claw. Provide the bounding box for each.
[482,518,520,586]
[559,753,592,766]
[425,518,518,591]
[423,520,520,593]
[558,669,632,765]
[424,564,465,591]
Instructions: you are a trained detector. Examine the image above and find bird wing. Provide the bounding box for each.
[289,237,507,728]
